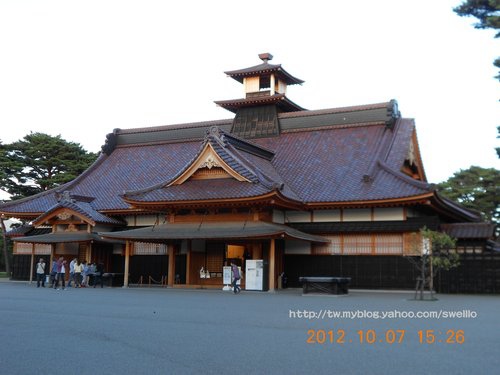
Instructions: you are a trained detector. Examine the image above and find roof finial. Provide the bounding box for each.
[258,52,273,63]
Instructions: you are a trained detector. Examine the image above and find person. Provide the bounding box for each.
[81,261,89,287]
[49,258,58,287]
[93,262,104,288]
[231,262,241,294]
[67,258,76,288]
[74,260,83,288]
[54,257,67,290]
[88,262,96,286]
[35,258,46,287]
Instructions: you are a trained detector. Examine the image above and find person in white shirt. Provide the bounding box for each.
[36,258,46,288]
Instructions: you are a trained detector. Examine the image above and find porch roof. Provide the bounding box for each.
[12,232,124,244]
[98,221,330,243]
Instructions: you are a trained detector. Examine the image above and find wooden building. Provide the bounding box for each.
[2,53,498,292]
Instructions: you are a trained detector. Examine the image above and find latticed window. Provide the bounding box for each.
[311,234,404,255]
[374,234,403,255]
[343,235,372,254]
[34,244,52,255]
[15,242,33,254]
[133,242,167,255]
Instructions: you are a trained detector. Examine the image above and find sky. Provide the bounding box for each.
[0,0,499,185]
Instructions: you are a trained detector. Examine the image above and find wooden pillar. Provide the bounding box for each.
[167,244,175,287]
[186,240,192,285]
[269,239,276,292]
[29,243,35,284]
[123,241,131,287]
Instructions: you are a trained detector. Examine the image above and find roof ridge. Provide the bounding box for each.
[117,118,233,135]
[278,101,392,119]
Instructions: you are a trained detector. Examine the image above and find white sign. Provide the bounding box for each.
[223,266,232,284]
[245,259,263,291]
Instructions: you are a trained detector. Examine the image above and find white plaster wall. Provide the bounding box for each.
[373,207,404,221]
[343,209,371,222]
[285,211,311,223]
[313,210,341,222]
[272,210,285,224]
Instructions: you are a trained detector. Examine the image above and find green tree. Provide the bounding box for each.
[1,133,98,199]
[437,166,500,227]
[454,0,500,80]
[497,125,500,158]
[407,228,458,300]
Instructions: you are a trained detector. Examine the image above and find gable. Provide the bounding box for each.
[168,143,251,186]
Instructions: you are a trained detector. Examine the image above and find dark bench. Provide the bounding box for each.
[299,276,351,295]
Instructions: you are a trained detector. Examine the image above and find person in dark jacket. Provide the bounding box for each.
[231,262,241,294]
[93,262,104,288]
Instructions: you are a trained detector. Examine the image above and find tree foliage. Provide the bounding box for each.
[454,0,500,80]
[437,166,500,226]
[0,133,98,199]
[407,228,458,300]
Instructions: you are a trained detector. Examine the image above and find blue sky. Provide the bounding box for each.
[0,0,498,184]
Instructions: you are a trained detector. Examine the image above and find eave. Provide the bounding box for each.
[122,190,304,211]
[304,193,435,209]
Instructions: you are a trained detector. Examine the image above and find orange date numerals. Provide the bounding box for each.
[417,329,465,344]
[306,329,346,344]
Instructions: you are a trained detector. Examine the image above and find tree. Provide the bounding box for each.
[454,0,500,80]
[437,166,500,228]
[1,133,98,199]
[497,125,500,158]
[407,228,459,300]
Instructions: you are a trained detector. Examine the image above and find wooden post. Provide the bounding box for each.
[29,243,35,284]
[167,244,175,287]
[186,240,192,285]
[123,241,130,287]
[269,239,276,292]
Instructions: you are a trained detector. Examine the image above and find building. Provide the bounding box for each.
[2,54,498,292]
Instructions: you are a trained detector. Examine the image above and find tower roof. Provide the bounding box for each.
[224,53,304,85]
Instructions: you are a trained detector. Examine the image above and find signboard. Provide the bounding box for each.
[245,259,263,291]
[223,266,232,284]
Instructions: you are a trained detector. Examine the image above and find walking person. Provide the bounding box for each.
[35,258,46,287]
[231,262,241,294]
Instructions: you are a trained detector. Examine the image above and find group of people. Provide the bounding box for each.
[35,257,105,289]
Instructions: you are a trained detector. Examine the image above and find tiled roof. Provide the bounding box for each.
[33,199,124,226]
[441,223,495,239]
[99,221,328,243]
[0,101,474,220]
[123,127,299,203]
[224,62,304,85]
[215,94,305,113]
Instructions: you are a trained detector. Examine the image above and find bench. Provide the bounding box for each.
[299,276,351,295]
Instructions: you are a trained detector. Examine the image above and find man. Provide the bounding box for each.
[49,258,58,287]
[67,258,77,288]
[35,258,46,288]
